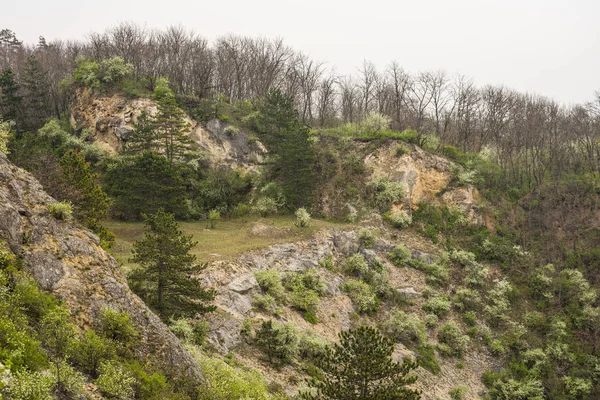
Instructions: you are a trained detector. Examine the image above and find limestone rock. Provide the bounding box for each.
[0,152,203,380]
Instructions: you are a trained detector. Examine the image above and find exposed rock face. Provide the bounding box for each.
[70,90,266,171]
[0,152,203,380]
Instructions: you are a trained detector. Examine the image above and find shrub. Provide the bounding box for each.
[298,331,329,361]
[207,209,221,229]
[382,309,427,346]
[358,228,376,248]
[0,117,13,154]
[71,330,115,376]
[449,385,469,400]
[344,279,380,313]
[169,318,195,343]
[295,207,311,227]
[290,289,320,322]
[490,339,505,356]
[438,321,470,357]
[231,203,252,219]
[252,197,279,217]
[388,244,411,266]
[5,370,54,400]
[369,176,405,213]
[384,209,413,228]
[99,308,138,348]
[485,279,514,326]
[343,254,370,276]
[395,144,410,157]
[48,201,73,220]
[95,360,136,399]
[319,255,335,271]
[452,287,481,311]
[422,294,451,317]
[358,112,392,135]
[462,311,477,327]
[52,360,86,399]
[254,269,285,300]
[425,314,439,328]
[100,56,133,85]
[253,293,277,312]
[192,319,210,347]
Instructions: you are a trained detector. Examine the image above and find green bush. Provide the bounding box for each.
[358,228,376,248]
[384,209,413,228]
[319,255,335,271]
[52,360,87,399]
[344,254,370,276]
[395,144,410,157]
[449,385,469,400]
[437,321,470,357]
[254,269,285,300]
[207,209,221,229]
[252,197,279,217]
[388,244,411,266]
[422,294,451,317]
[5,370,54,400]
[344,279,380,314]
[382,309,427,346]
[253,293,277,312]
[369,176,405,213]
[48,201,73,220]
[462,311,477,327]
[99,308,138,348]
[295,207,311,227]
[452,287,481,311]
[169,318,195,343]
[95,360,136,399]
[425,313,439,328]
[298,331,329,361]
[71,330,115,376]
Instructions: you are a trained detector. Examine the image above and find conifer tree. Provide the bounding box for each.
[152,78,195,164]
[128,209,216,319]
[255,89,315,208]
[0,67,22,126]
[123,110,158,155]
[301,326,421,400]
[21,55,51,131]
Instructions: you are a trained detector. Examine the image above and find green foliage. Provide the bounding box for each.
[384,209,413,228]
[255,320,298,364]
[0,67,22,125]
[74,56,133,90]
[284,269,326,323]
[100,56,133,85]
[343,279,380,314]
[343,254,370,276]
[194,167,253,216]
[298,331,329,361]
[207,209,221,229]
[71,330,115,376]
[358,228,376,248]
[0,117,14,154]
[422,294,451,317]
[368,175,405,213]
[104,151,188,220]
[48,201,73,220]
[254,269,285,300]
[194,351,275,400]
[388,244,412,266]
[437,321,470,358]
[382,309,427,346]
[95,359,136,399]
[98,308,138,349]
[395,143,410,157]
[253,196,279,217]
[295,207,311,227]
[253,89,315,208]
[449,385,469,400]
[300,326,420,400]
[5,370,54,400]
[253,293,277,312]
[73,57,101,89]
[129,209,216,318]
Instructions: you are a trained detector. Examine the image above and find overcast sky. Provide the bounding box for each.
[2,0,599,104]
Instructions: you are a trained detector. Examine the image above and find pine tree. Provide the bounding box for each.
[301,326,421,400]
[123,110,158,155]
[255,89,315,209]
[0,67,22,125]
[128,209,216,319]
[59,150,113,246]
[255,320,298,365]
[152,78,195,164]
[21,55,51,131]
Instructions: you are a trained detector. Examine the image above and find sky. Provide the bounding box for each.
[2,0,599,105]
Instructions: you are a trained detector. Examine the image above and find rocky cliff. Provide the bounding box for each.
[0,151,203,380]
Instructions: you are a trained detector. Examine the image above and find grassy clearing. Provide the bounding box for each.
[105,215,351,271]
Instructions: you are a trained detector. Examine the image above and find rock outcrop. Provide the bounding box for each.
[0,152,203,380]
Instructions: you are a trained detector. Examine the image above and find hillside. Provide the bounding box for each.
[1,24,599,400]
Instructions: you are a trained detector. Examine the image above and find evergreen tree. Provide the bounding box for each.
[59,150,113,246]
[128,209,216,318]
[21,55,51,131]
[123,110,158,155]
[103,151,188,220]
[301,326,421,400]
[255,320,298,365]
[0,67,22,126]
[255,89,315,208]
[152,78,195,164]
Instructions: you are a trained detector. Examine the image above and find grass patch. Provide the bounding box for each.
[106,215,350,271]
